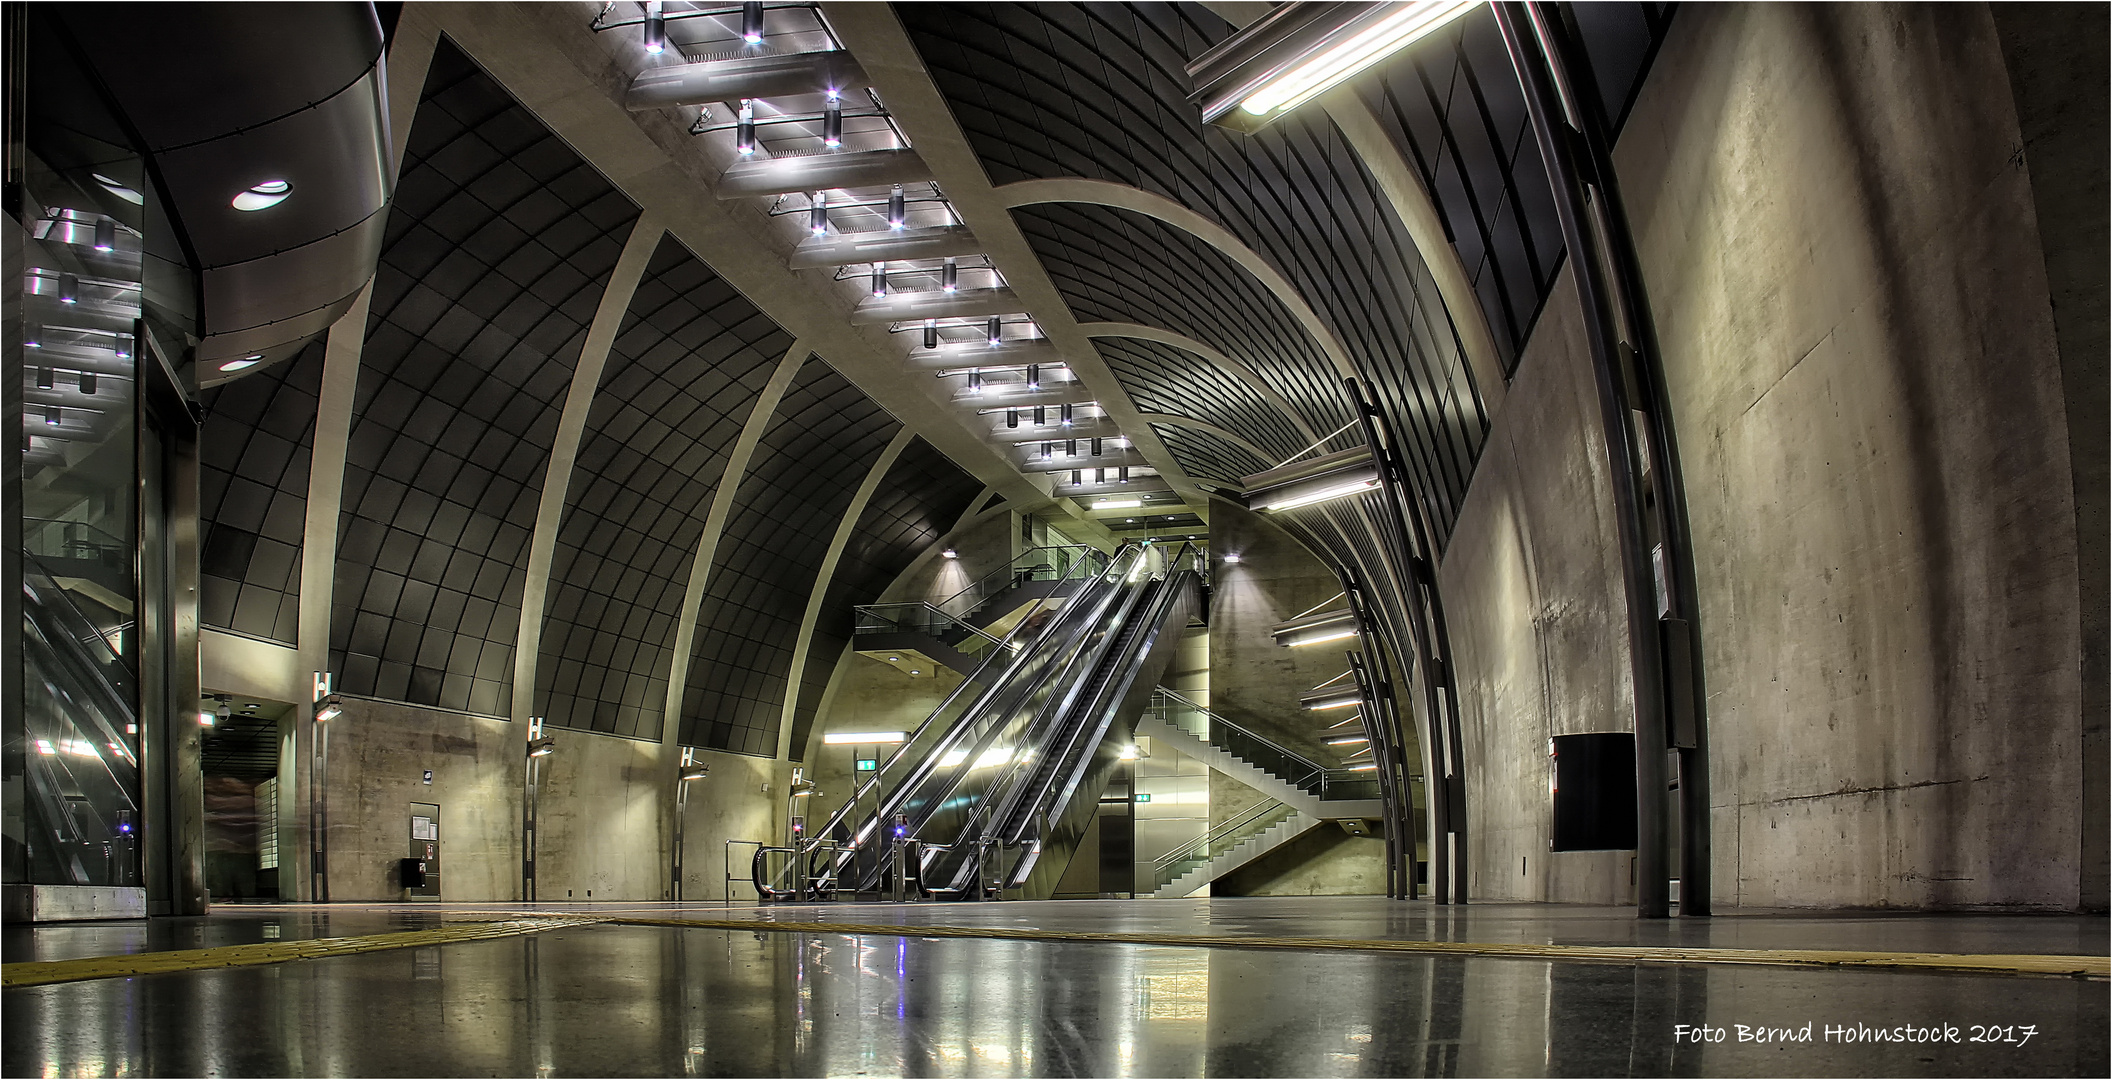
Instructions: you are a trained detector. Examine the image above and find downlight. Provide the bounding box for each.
[232,179,292,212]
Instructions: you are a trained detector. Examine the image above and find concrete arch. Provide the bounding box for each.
[511,213,667,723]
[657,341,814,745]
[995,177,1362,383]
[1079,321,1322,447]
[775,427,918,760]
[1137,413,1278,472]
[1322,93,1508,418]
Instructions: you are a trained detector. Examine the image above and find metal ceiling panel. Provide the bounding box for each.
[786,436,982,761]
[680,356,901,756]
[535,235,794,742]
[330,37,640,716]
[198,339,325,646]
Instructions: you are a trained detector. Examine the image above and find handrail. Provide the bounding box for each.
[1148,686,1378,801]
[808,543,1137,850]
[1151,797,1295,876]
[935,544,1107,619]
[852,601,1009,651]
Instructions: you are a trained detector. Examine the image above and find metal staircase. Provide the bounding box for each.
[1136,689,1382,897]
[1149,799,1318,899]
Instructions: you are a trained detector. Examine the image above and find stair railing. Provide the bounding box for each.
[1147,688,1380,802]
[1149,796,1298,889]
[936,544,1108,620]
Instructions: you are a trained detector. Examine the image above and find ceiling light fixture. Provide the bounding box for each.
[57,272,77,304]
[924,319,939,349]
[232,179,292,211]
[940,548,958,559]
[36,367,52,390]
[92,172,144,205]
[887,184,906,229]
[1222,553,1241,564]
[822,96,842,148]
[809,192,827,236]
[314,694,344,723]
[79,372,96,395]
[1243,447,1383,514]
[987,317,1002,347]
[1024,362,1039,390]
[741,1,765,44]
[736,99,755,155]
[1190,1,1482,132]
[93,217,115,252]
[823,730,907,745]
[871,261,887,297]
[528,737,556,758]
[643,0,665,53]
[941,257,958,292]
[1093,498,1142,510]
[219,354,265,372]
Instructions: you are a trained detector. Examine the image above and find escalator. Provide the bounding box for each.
[773,541,1201,900]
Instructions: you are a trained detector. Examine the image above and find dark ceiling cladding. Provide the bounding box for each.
[60,3,392,381]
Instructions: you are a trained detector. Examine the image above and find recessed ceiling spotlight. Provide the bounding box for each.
[232,179,292,212]
[219,354,266,372]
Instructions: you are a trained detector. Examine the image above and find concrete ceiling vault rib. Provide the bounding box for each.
[1138,414,1279,471]
[1079,321,1323,447]
[420,2,1045,510]
[997,176,1363,384]
[658,340,812,747]
[510,213,667,725]
[817,1,1208,515]
[775,426,917,761]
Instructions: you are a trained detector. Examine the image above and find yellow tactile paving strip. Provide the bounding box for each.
[611,917,2111,979]
[5,913,2102,988]
[2,917,609,989]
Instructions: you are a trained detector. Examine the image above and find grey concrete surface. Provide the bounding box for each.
[1986,2,2110,914]
[4,900,2104,1078]
[1440,3,2092,909]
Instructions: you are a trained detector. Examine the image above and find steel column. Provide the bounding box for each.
[1493,1,1709,917]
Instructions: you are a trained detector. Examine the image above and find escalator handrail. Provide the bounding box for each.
[807,543,1145,852]
[996,562,1200,845]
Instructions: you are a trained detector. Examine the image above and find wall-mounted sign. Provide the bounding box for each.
[1134,793,1151,803]
[856,758,878,771]
[422,770,433,785]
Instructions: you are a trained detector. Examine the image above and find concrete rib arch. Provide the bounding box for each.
[996,177,1363,383]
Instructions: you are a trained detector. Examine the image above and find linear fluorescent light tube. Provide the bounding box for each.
[1265,477,1379,512]
[823,731,906,744]
[1242,0,1482,120]
[1093,498,1142,510]
[1285,627,1359,648]
[1306,695,1361,712]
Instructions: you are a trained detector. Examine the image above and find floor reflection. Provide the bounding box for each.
[4,922,2105,1077]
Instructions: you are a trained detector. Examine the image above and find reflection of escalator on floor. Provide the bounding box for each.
[784,542,1201,901]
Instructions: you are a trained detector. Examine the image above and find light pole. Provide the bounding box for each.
[674,748,707,901]
[309,672,340,902]
[523,716,553,903]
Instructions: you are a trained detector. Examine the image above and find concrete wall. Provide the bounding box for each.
[1215,825,1387,897]
[1440,2,2089,909]
[1207,500,1363,767]
[675,750,782,901]
[320,698,521,902]
[532,729,667,902]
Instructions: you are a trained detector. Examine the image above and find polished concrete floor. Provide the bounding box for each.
[4,898,2106,1077]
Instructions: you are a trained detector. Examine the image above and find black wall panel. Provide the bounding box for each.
[1095,336,1305,464]
[331,37,639,715]
[786,436,982,761]
[680,357,900,756]
[1150,422,1270,485]
[534,235,794,741]
[198,340,324,645]
[903,2,1490,545]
